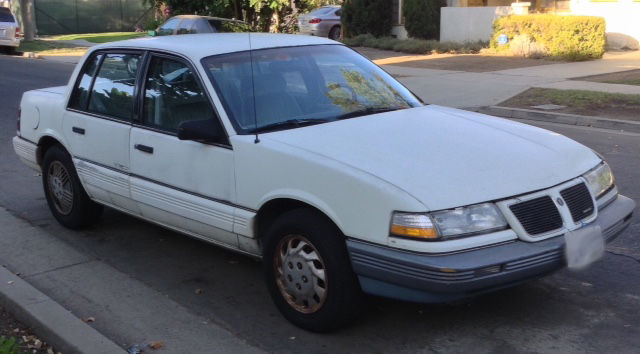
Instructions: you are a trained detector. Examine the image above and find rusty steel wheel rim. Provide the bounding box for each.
[274,234,328,314]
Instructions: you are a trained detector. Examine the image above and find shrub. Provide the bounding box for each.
[491,15,606,61]
[0,336,19,354]
[508,34,547,58]
[342,0,392,38]
[403,0,446,40]
[342,35,487,55]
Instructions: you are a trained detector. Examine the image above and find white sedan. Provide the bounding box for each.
[13,33,635,331]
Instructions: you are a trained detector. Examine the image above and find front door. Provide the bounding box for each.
[129,53,238,247]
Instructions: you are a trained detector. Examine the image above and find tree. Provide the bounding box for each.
[342,0,391,38]
[144,0,341,33]
[403,0,446,40]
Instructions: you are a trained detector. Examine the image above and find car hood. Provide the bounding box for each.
[262,105,600,210]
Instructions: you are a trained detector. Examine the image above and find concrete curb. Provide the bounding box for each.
[0,266,124,354]
[473,106,640,133]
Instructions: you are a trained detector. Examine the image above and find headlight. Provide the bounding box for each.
[583,162,614,199]
[390,203,508,241]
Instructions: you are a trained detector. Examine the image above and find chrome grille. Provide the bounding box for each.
[560,182,595,223]
[509,196,563,236]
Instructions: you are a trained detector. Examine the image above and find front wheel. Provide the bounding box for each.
[263,208,363,332]
[42,145,103,229]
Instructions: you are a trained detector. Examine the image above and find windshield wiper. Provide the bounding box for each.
[250,118,332,133]
[334,106,404,121]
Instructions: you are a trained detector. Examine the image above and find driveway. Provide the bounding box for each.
[370,50,640,108]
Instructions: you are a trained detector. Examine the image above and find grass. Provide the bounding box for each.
[499,88,640,121]
[17,39,77,52]
[574,69,640,87]
[502,88,640,108]
[342,34,487,55]
[51,32,147,43]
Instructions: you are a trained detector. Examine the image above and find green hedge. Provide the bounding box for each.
[342,34,487,54]
[342,0,392,38]
[403,0,446,40]
[491,15,606,61]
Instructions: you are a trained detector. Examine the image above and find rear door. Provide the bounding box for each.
[62,51,143,213]
[129,52,238,247]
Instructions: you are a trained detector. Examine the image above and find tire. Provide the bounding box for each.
[42,144,103,229]
[263,208,364,332]
[328,26,341,41]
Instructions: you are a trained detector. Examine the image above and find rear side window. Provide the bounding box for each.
[157,18,180,36]
[177,18,196,34]
[0,12,14,22]
[192,19,211,34]
[88,53,141,120]
[69,54,102,110]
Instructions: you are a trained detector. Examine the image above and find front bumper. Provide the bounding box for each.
[348,194,635,303]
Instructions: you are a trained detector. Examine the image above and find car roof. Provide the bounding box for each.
[90,33,341,60]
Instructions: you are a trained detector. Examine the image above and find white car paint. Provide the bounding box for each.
[13,33,605,257]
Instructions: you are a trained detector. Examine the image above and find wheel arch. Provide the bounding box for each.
[254,197,343,249]
[36,135,67,167]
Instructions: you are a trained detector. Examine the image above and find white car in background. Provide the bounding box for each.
[0,7,20,52]
[12,33,635,332]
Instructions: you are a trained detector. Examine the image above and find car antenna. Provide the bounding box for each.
[249,33,260,144]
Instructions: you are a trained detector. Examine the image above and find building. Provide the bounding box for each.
[392,0,640,50]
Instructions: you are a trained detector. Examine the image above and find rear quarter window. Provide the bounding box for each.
[69,54,102,110]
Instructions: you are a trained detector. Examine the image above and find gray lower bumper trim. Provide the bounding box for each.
[348,195,635,303]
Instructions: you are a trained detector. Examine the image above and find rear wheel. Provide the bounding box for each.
[42,145,103,229]
[328,26,341,41]
[263,208,363,332]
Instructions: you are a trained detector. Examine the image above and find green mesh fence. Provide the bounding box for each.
[34,0,152,35]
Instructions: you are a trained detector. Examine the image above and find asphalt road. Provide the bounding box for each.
[1,55,639,353]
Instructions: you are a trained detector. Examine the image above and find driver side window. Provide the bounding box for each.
[143,56,216,133]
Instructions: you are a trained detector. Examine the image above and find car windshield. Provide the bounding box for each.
[202,45,421,134]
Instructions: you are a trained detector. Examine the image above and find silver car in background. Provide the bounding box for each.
[0,7,20,52]
[298,5,341,40]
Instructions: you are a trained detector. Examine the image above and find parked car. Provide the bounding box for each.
[12,33,635,332]
[0,7,20,52]
[298,5,341,40]
[150,15,252,36]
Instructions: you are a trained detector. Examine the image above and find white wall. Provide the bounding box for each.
[440,6,512,43]
[571,0,640,50]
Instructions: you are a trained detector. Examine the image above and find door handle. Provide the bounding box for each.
[134,144,154,154]
[72,127,85,135]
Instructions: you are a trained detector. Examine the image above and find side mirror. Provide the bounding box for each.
[148,30,157,37]
[178,119,224,143]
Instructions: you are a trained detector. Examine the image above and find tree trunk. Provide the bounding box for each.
[20,0,36,40]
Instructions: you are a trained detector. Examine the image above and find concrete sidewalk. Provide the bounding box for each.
[0,207,263,354]
[383,50,640,108]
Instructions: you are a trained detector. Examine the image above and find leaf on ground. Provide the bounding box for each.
[149,341,164,350]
